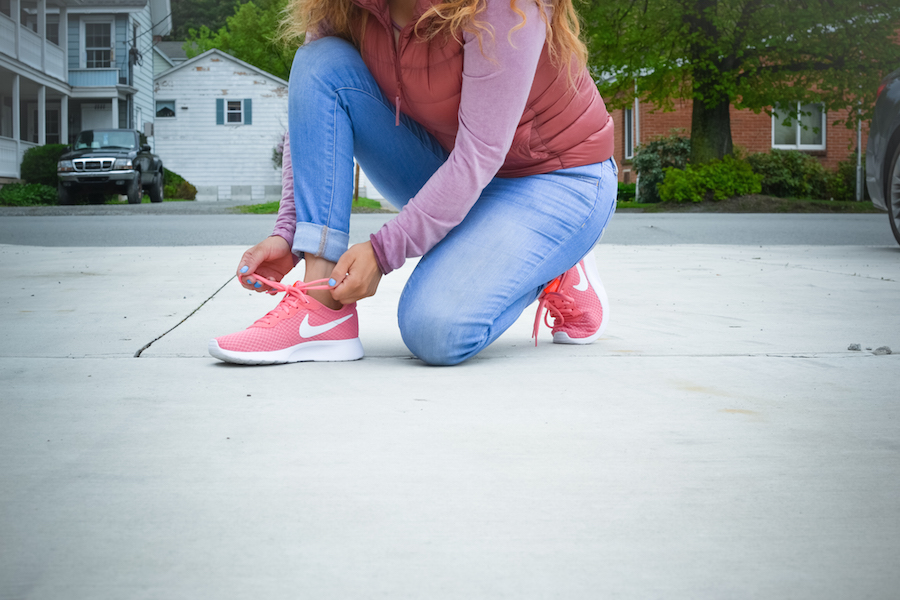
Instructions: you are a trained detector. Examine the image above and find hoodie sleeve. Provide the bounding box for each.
[368,0,547,273]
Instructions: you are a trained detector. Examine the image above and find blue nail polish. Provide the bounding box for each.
[328,278,336,287]
[246,278,252,284]
[240,266,249,274]
[254,282,262,289]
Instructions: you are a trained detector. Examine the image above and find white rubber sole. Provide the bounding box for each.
[208,337,364,365]
[552,251,610,345]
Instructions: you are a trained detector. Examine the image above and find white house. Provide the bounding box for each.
[0,0,170,181]
[153,48,289,202]
[151,39,185,77]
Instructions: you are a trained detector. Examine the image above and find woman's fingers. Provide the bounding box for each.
[331,242,382,304]
[236,236,292,292]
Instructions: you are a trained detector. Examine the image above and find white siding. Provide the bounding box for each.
[131,6,155,137]
[154,53,287,190]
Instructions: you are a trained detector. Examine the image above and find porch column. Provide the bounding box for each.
[37,85,46,145]
[12,74,20,176]
[60,6,68,81]
[12,0,20,60]
[60,95,68,145]
[37,0,46,70]
[111,97,118,128]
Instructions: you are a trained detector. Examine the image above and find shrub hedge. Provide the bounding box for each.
[0,183,58,206]
[20,144,69,187]
[658,156,763,203]
[163,168,197,200]
[617,182,636,202]
[632,133,691,203]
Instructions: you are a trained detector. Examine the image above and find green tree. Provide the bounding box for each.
[185,0,295,81]
[583,0,900,164]
[169,0,244,41]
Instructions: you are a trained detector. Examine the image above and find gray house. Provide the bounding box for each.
[0,0,170,180]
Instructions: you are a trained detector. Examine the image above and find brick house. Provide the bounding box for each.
[609,97,870,185]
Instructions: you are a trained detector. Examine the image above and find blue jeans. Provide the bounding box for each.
[289,37,617,365]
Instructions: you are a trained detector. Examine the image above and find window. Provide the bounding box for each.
[46,13,59,45]
[20,1,37,32]
[156,100,175,118]
[85,22,113,69]
[227,100,242,123]
[216,99,253,125]
[0,0,11,18]
[772,102,826,150]
[46,107,60,144]
[624,108,634,159]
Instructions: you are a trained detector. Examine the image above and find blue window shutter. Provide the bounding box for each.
[243,99,252,125]
[216,99,224,125]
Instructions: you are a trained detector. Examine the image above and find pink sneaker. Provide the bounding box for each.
[533,251,609,345]
[209,276,364,364]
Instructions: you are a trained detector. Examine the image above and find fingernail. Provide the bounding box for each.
[254,282,262,289]
[239,266,249,274]
[246,278,253,284]
[328,278,336,287]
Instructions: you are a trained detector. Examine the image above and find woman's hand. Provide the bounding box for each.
[331,241,383,304]
[237,235,295,292]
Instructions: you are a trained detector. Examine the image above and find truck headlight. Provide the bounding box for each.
[113,158,133,170]
[57,160,74,172]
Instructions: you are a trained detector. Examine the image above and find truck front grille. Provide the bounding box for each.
[73,158,115,172]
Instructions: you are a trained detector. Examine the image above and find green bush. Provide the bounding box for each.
[659,156,763,203]
[0,183,58,206]
[20,144,69,187]
[632,133,691,203]
[826,153,868,201]
[163,168,197,200]
[745,149,829,199]
[617,182,636,202]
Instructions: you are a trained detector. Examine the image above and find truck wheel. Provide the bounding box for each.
[148,171,164,203]
[57,183,75,205]
[127,174,142,204]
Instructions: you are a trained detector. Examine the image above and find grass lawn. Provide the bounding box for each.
[617,195,882,213]
[105,195,194,204]
[232,197,388,214]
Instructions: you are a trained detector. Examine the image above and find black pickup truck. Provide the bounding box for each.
[57,129,164,204]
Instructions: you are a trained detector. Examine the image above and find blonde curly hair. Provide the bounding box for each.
[279,0,587,70]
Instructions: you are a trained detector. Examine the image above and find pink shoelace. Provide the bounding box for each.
[531,278,583,345]
[249,275,335,327]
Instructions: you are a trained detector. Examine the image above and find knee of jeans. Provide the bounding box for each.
[398,302,478,367]
[290,37,361,82]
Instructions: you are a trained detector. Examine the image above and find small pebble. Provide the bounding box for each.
[848,343,861,351]
[873,346,892,355]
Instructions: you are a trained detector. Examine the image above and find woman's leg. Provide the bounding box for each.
[397,159,618,366]
[287,37,448,263]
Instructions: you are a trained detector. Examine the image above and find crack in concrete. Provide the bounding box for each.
[133,275,234,358]
[725,255,898,282]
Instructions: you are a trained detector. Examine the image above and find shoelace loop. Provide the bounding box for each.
[531,278,584,346]
[250,275,334,326]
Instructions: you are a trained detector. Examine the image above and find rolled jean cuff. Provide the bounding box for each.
[292,222,349,263]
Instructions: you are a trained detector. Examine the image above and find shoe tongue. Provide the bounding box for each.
[544,277,561,294]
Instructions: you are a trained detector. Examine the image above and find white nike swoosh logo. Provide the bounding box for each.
[298,313,353,339]
[573,263,589,292]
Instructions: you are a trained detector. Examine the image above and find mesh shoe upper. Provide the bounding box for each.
[533,252,608,345]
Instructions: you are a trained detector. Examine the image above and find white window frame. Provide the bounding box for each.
[624,108,634,159]
[80,17,115,69]
[155,100,176,119]
[226,99,244,124]
[772,102,826,151]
